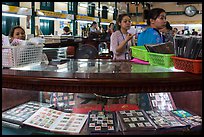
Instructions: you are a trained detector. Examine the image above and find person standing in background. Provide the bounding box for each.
[62,26,72,35]
[192,29,198,35]
[185,30,191,35]
[90,21,99,33]
[181,30,185,35]
[104,23,115,41]
[110,13,135,60]
[88,21,101,39]
[136,8,168,110]
[96,14,135,104]
[160,21,174,42]
[173,27,178,35]
[107,23,115,36]
[137,8,166,46]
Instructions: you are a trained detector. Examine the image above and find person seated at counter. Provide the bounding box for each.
[9,25,26,43]
[88,21,102,39]
[62,26,72,35]
[90,21,100,33]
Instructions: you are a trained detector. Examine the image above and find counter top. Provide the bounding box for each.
[2,59,202,93]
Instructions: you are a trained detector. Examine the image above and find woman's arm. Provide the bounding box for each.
[113,33,135,53]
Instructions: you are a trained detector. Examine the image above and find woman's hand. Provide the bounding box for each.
[125,33,135,42]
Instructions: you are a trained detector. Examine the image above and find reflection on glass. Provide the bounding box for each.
[10,59,183,73]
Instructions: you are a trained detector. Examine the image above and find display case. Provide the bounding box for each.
[2,59,202,135]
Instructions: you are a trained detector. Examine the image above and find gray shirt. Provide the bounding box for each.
[90,27,97,32]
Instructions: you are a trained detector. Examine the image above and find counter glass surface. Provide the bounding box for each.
[10,59,183,73]
[3,59,200,93]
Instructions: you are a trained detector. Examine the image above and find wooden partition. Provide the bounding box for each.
[2,88,39,111]
[171,90,202,116]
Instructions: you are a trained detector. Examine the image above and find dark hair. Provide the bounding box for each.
[147,8,166,26]
[116,14,131,30]
[109,23,114,28]
[63,26,70,33]
[9,25,25,37]
[166,21,172,30]
[91,21,97,27]
[174,27,178,31]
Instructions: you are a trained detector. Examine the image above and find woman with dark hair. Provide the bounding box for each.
[62,26,72,35]
[107,22,115,36]
[104,23,115,41]
[137,8,167,46]
[110,13,135,60]
[90,21,98,32]
[88,21,101,39]
[94,14,135,104]
[9,25,26,43]
[137,8,174,111]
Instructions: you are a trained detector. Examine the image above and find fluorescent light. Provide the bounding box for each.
[96,7,102,11]
[39,16,71,22]
[100,22,110,25]
[76,20,94,24]
[56,18,71,22]
[79,3,88,8]
[171,24,186,27]
[187,24,202,27]
[171,24,202,27]
[2,13,27,18]
[108,10,114,14]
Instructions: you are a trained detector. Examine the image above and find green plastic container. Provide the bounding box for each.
[130,46,149,61]
[148,52,174,68]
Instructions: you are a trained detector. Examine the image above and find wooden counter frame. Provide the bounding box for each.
[2,69,202,94]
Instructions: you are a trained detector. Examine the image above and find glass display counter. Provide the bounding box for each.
[2,59,202,135]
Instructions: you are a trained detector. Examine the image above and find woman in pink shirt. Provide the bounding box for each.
[110,14,135,60]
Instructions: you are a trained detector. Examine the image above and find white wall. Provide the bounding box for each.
[54,2,69,35]
[78,7,87,15]
[54,2,67,11]
[19,3,32,35]
[108,12,113,20]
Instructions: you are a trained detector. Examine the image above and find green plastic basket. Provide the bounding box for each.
[131,64,150,73]
[148,52,174,68]
[131,46,149,61]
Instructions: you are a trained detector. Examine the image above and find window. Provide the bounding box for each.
[102,6,108,19]
[88,3,95,17]
[2,2,19,6]
[2,16,20,36]
[40,2,54,35]
[40,2,54,11]
[113,9,118,20]
[2,2,20,35]
[40,20,54,35]
[68,2,74,14]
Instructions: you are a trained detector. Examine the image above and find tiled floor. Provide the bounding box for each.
[75,93,139,106]
[41,92,140,111]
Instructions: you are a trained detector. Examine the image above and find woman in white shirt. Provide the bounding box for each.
[110,14,135,60]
